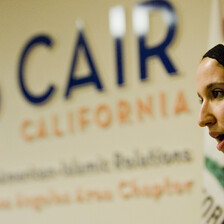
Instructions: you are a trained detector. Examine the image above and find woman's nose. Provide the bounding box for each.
[198,102,216,127]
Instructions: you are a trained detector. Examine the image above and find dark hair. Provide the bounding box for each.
[202,44,224,67]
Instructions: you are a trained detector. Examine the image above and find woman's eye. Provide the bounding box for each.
[198,97,203,104]
[212,89,224,99]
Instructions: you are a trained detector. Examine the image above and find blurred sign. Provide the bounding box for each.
[0,0,208,223]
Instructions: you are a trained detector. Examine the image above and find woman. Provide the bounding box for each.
[196,43,224,153]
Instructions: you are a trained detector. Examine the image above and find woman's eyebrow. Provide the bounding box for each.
[207,82,224,90]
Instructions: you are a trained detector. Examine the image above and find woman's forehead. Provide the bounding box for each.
[196,58,224,91]
[197,58,224,78]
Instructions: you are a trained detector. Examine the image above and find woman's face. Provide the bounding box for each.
[196,57,224,153]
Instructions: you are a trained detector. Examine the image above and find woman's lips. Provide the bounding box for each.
[216,140,224,151]
[209,132,224,151]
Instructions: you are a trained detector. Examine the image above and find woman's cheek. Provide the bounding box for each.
[216,102,224,124]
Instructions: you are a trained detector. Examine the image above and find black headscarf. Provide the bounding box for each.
[203,44,224,67]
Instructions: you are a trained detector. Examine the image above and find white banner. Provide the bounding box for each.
[0,0,211,223]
